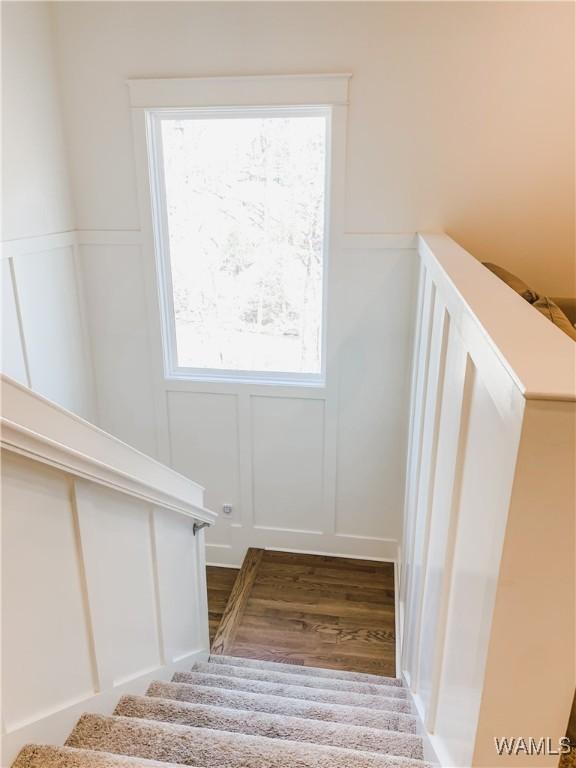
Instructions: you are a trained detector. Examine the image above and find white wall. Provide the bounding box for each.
[46,0,574,564]
[1,1,73,241]
[1,2,94,419]
[79,231,417,565]
[53,1,574,295]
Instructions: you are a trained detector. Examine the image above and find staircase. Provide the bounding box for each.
[13,654,429,767]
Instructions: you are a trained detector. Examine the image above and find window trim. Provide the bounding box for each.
[146,104,332,386]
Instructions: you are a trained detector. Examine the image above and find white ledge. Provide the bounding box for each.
[1,375,216,524]
[419,234,576,402]
[127,73,351,108]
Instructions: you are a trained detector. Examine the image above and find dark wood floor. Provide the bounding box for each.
[206,549,396,677]
[206,565,238,644]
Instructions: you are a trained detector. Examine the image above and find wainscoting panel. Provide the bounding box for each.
[1,388,213,764]
[75,481,163,687]
[80,243,158,458]
[1,258,28,385]
[251,395,325,533]
[167,391,241,530]
[416,324,470,714]
[2,454,96,732]
[1,234,94,420]
[75,231,419,565]
[333,248,417,541]
[432,364,515,760]
[153,507,204,662]
[12,245,92,418]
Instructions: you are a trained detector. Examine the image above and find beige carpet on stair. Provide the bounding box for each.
[147,679,418,733]
[12,654,427,768]
[172,670,412,713]
[192,661,408,697]
[114,694,424,759]
[66,713,430,768]
[11,745,195,768]
[210,654,404,686]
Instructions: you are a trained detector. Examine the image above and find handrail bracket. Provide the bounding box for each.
[193,521,210,536]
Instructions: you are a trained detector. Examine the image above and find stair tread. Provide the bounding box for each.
[147,680,418,733]
[173,671,412,714]
[67,713,430,768]
[209,653,403,686]
[115,694,423,760]
[193,661,408,698]
[11,744,197,768]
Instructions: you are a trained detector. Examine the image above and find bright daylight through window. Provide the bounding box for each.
[151,108,329,383]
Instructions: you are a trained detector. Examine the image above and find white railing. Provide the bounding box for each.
[400,235,575,767]
[1,375,217,765]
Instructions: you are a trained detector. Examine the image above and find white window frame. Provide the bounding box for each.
[147,105,331,387]
[128,74,350,388]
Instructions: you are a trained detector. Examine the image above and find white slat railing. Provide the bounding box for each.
[1,374,217,765]
[400,235,575,767]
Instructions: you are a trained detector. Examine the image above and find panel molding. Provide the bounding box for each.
[2,256,31,386]
[1,228,144,254]
[1,230,76,260]
[77,230,143,246]
[79,229,415,252]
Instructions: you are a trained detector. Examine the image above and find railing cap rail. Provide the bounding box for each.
[419,234,576,403]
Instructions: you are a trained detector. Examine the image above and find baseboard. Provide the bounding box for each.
[206,529,399,568]
[401,673,443,766]
[266,545,397,563]
[206,561,240,569]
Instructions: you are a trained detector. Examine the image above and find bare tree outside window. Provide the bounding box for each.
[157,110,328,378]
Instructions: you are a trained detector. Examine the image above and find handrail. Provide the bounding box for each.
[1,374,217,525]
[419,234,576,402]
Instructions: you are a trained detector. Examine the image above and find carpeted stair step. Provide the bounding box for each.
[147,680,418,733]
[115,694,423,760]
[11,744,197,768]
[192,661,408,699]
[66,713,430,768]
[172,671,412,714]
[209,654,403,687]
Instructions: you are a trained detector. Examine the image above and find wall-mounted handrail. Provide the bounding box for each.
[1,374,217,525]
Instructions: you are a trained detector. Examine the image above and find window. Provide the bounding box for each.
[148,106,330,385]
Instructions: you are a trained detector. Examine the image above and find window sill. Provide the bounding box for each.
[164,370,326,389]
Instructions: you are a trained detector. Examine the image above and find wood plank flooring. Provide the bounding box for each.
[206,565,238,645]
[206,549,396,677]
